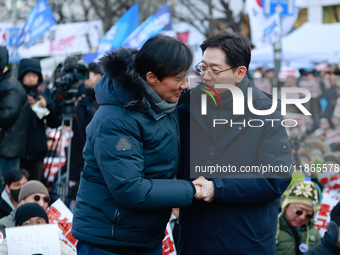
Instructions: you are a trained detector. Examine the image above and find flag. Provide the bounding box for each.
[247,0,299,48]
[97,2,139,59]
[122,4,172,49]
[17,0,56,47]
[255,12,281,48]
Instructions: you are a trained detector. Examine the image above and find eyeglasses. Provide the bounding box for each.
[34,195,50,203]
[295,209,313,219]
[195,62,234,77]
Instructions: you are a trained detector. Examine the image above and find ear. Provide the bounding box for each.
[235,66,247,83]
[146,71,159,88]
[5,184,10,194]
[95,73,102,83]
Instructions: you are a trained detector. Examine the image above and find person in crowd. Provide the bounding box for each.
[18,58,60,181]
[0,180,50,238]
[68,62,102,203]
[306,202,340,254]
[0,167,29,218]
[276,181,322,254]
[321,72,338,121]
[309,148,324,163]
[0,47,28,188]
[0,203,75,255]
[176,30,292,254]
[323,152,340,170]
[72,35,202,255]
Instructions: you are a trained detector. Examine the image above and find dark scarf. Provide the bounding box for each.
[206,77,249,144]
[143,82,178,114]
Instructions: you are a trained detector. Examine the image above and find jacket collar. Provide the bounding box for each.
[1,190,15,211]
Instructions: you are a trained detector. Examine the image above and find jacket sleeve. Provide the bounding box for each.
[92,117,194,210]
[44,94,61,128]
[0,84,24,128]
[213,113,292,204]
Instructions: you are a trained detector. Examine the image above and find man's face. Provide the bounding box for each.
[20,217,47,226]
[149,75,188,103]
[22,71,39,86]
[5,176,28,200]
[284,204,314,228]
[21,192,50,210]
[200,47,241,95]
[84,71,101,89]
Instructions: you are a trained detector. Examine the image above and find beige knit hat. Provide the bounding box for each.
[281,181,320,215]
[18,180,49,202]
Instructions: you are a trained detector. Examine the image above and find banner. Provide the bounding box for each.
[247,0,299,48]
[46,199,77,251]
[123,4,172,49]
[97,3,139,59]
[18,20,102,58]
[17,0,56,47]
[314,190,340,237]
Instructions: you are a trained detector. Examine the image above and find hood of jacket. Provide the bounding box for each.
[95,47,150,110]
[18,58,43,92]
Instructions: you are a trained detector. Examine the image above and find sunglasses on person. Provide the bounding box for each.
[295,209,313,219]
[33,194,50,203]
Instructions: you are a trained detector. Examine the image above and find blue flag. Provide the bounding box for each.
[97,2,139,58]
[17,0,56,47]
[122,4,172,49]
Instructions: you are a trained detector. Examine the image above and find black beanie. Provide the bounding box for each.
[15,203,49,226]
[18,58,43,84]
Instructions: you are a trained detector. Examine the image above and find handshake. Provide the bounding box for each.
[192,176,215,203]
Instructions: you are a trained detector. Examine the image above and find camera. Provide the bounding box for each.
[51,56,89,115]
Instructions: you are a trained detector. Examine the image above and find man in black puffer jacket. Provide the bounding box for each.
[18,58,61,181]
[0,47,28,188]
[306,202,340,255]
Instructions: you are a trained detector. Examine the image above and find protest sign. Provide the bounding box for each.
[162,222,176,255]
[46,199,77,251]
[6,224,60,255]
[314,190,340,237]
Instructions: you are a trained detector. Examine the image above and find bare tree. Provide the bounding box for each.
[175,0,248,38]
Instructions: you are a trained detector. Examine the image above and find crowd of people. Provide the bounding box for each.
[0,30,340,255]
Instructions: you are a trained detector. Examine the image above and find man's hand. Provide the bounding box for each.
[194,184,202,199]
[27,95,36,105]
[193,176,215,202]
[38,95,47,107]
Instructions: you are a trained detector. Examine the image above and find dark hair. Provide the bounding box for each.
[331,202,340,226]
[89,62,102,75]
[200,30,251,71]
[135,34,193,81]
[4,167,30,186]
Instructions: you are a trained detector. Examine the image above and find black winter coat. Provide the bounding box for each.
[306,231,340,255]
[0,70,28,158]
[23,88,60,160]
[177,79,292,255]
